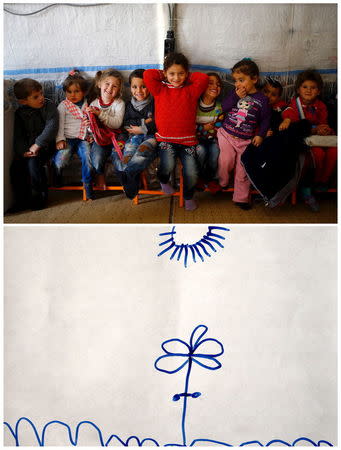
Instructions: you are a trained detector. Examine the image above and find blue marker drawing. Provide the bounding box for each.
[158,226,230,267]
[155,324,224,446]
[3,325,334,446]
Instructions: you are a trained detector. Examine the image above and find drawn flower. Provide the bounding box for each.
[155,325,224,446]
[155,325,224,374]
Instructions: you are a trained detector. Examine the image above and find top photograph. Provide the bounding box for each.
[3,3,337,224]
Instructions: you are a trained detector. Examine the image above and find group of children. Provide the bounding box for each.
[10,53,337,213]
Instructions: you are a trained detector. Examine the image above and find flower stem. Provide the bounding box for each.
[181,357,192,446]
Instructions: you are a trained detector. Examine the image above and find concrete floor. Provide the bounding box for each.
[4,189,337,224]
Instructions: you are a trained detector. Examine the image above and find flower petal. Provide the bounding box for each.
[193,338,224,357]
[190,325,208,349]
[162,338,190,356]
[154,354,189,374]
[192,356,222,370]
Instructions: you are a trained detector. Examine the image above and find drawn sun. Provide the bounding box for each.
[158,226,229,267]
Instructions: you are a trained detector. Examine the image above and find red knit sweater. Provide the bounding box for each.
[144,70,209,146]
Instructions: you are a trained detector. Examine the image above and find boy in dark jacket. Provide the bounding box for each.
[10,78,59,211]
[114,69,157,199]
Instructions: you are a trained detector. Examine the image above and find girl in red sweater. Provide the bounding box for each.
[144,53,208,210]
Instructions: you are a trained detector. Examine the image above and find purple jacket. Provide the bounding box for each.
[222,90,271,139]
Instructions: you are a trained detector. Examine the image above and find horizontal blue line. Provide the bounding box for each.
[3,64,163,76]
[192,65,337,76]
[4,64,337,77]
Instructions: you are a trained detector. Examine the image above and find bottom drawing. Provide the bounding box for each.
[4,325,333,447]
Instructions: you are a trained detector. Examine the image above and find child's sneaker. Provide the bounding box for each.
[123,173,140,200]
[304,195,320,212]
[185,199,197,211]
[160,182,175,194]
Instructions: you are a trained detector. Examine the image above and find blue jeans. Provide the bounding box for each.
[113,134,157,173]
[53,138,92,184]
[196,138,220,181]
[111,135,158,199]
[90,142,113,175]
[158,142,199,200]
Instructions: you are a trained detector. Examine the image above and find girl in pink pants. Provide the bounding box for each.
[217,59,271,209]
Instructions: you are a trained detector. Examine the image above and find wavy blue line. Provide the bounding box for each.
[3,419,333,447]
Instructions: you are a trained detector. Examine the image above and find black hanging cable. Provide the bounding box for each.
[4,3,109,16]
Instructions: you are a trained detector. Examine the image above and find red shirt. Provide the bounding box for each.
[144,70,209,146]
[282,97,328,126]
[272,99,287,112]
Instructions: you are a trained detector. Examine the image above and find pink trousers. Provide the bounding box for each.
[217,127,251,203]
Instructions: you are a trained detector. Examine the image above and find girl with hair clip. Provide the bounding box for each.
[217,58,271,210]
[53,69,94,200]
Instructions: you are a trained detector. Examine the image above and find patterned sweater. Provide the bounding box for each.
[196,98,223,140]
[56,99,88,142]
[222,91,271,139]
[143,70,209,146]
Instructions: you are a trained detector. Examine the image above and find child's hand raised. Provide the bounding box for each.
[235,86,247,98]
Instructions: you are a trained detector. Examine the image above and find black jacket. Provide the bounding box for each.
[13,98,59,156]
[123,99,156,136]
[241,119,312,207]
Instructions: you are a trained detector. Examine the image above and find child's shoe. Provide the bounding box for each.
[185,198,197,211]
[123,173,140,200]
[235,202,252,210]
[160,182,175,194]
[83,183,94,201]
[304,195,320,212]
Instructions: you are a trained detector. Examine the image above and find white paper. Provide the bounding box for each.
[4,225,337,446]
